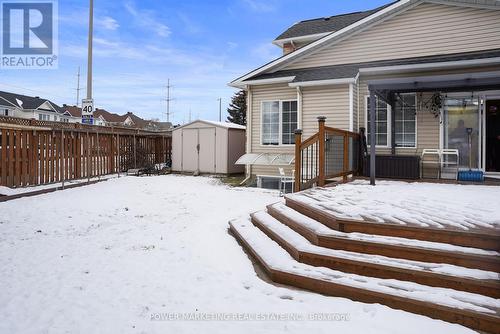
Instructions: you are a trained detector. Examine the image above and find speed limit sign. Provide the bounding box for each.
[82,99,94,116]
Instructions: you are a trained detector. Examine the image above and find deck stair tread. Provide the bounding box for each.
[229,219,500,333]
[269,202,500,272]
[285,181,500,236]
[256,208,500,282]
[269,203,499,258]
[285,193,500,251]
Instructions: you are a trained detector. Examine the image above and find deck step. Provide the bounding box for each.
[285,192,500,251]
[268,202,500,272]
[252,209,500,298]
[229,219,500,334]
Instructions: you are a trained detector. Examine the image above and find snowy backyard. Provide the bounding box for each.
[0,175,488,333]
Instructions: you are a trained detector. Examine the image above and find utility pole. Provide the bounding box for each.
[87,0,93,100]
[75,66,82,106]
[82,0,95,125]
[218,98,222,122]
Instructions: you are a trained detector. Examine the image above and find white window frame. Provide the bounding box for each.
[260,100,298,147]
[364,94,419,149]
[365,95,391,148]
[394,93,418,149]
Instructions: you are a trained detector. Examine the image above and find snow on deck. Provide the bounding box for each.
[267,204,500,280]
[287,180,500,231]
[0,175,481,334]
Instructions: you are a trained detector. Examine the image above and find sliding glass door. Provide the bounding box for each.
[443,95,480,169]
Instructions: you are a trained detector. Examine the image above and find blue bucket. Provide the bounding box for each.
[458,169,484,182]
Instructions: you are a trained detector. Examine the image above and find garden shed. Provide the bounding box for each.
[172,120,246,174]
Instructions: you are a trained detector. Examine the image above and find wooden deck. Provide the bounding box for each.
[229,185,500,333]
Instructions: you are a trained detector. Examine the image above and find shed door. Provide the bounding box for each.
[182,129,198,172]
[198,128,216,173]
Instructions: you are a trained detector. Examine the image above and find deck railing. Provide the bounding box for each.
[294,116,363,192]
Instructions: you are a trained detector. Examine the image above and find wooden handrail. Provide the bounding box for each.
[294,116,362,192]
[324,126,360,138]
[299,133,319,150]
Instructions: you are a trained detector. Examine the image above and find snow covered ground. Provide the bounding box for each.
[289,180,500,231]
[0,175,478,333]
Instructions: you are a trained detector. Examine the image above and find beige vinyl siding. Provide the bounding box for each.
[285,2,500,70]
[249,83,296,176]
[302,85,350,138]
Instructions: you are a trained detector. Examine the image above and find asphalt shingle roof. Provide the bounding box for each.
[275,2,396,41]
[246,49,500,83]
[0,91,64,112]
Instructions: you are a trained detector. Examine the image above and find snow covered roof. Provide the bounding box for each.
[174,120,246,130]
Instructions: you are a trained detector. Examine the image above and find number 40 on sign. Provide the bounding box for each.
[82,99,94,116]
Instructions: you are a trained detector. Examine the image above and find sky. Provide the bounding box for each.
[0,0,389,125]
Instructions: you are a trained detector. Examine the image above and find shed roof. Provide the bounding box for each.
[173,120,246,130]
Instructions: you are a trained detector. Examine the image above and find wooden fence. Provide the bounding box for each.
[0,116,172,188]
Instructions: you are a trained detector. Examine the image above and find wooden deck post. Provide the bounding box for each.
[317,116,326,187]
[294,129,302,193]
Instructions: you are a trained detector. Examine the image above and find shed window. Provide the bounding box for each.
[262,100,297,146]
[395,93,417,148]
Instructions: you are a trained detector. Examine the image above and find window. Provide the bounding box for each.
[1,109,8,116]
[38,114,50,121]
[262,100,298,146]
[262,101,279,145]
[366,96,389,146]
[395,93,417,148]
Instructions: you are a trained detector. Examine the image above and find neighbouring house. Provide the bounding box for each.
[171,120,246,175]
[65,106,172,130]
[230,0,500,188]
[0,91,77,123]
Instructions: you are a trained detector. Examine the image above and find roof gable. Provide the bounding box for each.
[230,0,500,87]
[281,1,500,70]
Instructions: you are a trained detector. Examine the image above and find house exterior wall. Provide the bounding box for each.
[240,1,500,179]
[284,2,500,70]
[249,84,297,176]
[248,83,351,177]
[302,85,350,136]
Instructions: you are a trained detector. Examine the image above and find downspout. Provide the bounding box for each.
[349,83,354,132]
[240,85,252,185]
[296,86,303,129]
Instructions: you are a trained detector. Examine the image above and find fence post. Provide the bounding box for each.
[61,129,65,189]
[117,133,120,177]
[87,131,90,184]
[317,116,326,187]
[343,132,349,183]
[96,131,100,180]
[294,129,303,193]
[133,133,137,169]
